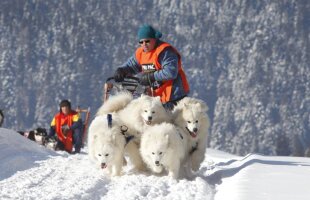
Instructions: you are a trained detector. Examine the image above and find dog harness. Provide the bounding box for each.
[190,142,199,155]
[120,125,134,145]
[177,130,184,140]
[106,114,134,145]
[107,114,112,128]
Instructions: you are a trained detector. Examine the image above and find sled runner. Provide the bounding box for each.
[103,76,147,102]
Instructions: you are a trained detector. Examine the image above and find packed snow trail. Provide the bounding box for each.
[0,129,214,200]
[2,128,310,200]
[0,150,214,200]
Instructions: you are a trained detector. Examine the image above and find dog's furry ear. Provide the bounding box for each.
[195,102,209,113]
[111,134,116,145]
[171,108,182,119]
[184,103,191,110]
[140,94,149,100]
[178,100,186,108]
[165,134,170,147]
[154,96,161,102]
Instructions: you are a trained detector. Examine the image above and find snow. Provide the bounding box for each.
[1,127,310,200]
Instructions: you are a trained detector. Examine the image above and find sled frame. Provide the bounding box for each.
[76,106,91,145]
[103,76,148,102]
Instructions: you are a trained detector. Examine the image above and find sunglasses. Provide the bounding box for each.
[138,39,150,44]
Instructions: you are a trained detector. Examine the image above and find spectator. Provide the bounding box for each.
[47,100,82,154]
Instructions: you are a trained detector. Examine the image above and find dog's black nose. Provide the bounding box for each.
[101,163,107,169]
[193,128,198,133]
[148,116,152,121]
[155,161,159,165]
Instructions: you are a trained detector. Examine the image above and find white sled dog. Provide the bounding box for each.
[97,92,171,171]
[172,97,210,172]
[118,94,171,171]
[97,92,171,134]
[88,114,126,176]
[140,122,187,179]
[118,94,172,135]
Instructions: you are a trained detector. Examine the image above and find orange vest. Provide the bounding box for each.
[53,111,78,152]
[135,42,190,103]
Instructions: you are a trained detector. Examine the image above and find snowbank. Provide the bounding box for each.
[0,128,56,179]
[1,128,310,200]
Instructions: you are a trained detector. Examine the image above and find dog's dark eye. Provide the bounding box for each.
[105,154,109,157]
[144,110,147,112]
[98,154,102,156]
[187,121,191,123]
[159,152,162,155]
[152,111,155,114]
[152,152,155,155]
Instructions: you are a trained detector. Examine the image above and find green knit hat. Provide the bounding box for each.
[137,24,162,40]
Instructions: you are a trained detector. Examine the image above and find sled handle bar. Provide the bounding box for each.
[103,76,141,102]
[105,76,140,83]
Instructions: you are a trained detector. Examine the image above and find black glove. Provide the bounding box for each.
[114,67,128,82]
[140,73,155,86]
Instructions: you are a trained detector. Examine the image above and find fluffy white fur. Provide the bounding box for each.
[118,95,172,171]
[140,122,187,179]
[97,91,133,115]
[88,114,126,176]
[96,92,171,171]
[172,97,210,172]
[119,95,171,135]
[97,93,171,137]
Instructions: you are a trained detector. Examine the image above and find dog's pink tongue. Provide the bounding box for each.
[101,163,107,169]
[190,132,197,138]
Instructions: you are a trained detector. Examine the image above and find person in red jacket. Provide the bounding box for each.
[47,100,82,154]
[113,24,190,110]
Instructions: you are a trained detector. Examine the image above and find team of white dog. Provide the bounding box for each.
[88,92,210,179]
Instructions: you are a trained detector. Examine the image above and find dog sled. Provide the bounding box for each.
[76,106,91,144]
[103,76,150,102]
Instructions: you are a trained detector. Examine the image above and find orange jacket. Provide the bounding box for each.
[51,111,79,152]
[135,42,189,103]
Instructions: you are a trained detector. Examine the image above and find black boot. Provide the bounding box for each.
[72,147,81,154]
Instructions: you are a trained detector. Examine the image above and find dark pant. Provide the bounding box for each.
[163,95,187,111]
[71,119,83,153]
